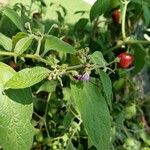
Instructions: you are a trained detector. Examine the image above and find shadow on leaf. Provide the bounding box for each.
[5,88,33,105]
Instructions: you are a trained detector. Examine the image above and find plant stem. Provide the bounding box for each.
[35,37,42,55]
[0,51,51,65]
[25,54,50,65]
[103,44,123,55]
[44,93,51,139]
[33,112,43,120]
[46,24,58,35]
[25,22,33,34]
[121,0,129,40]
[0,51,15,57]
[103,40,150,55]
[67,64,84,70]
[123,126,130,138]
[0,51,84,70]
[0,36,149,69]
[66,120,82,150]
[125,40,150,45]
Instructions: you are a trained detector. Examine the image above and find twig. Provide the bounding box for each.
[121,0,130,40]
[44,93,51,139]
[103,40,150,55]
[0,51,51,65]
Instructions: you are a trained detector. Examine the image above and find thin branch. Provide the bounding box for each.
[67,64,84,70]
[66,120,82,150]
[103,44,123,55]
[44,93,51,139]
[0,37,150,70]
[35,37,43,55]
[121,0,130,40]
[103,40,150,55]
[125,40,150,45]
[0,51,51,65]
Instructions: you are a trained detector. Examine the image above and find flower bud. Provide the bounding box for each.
[81,72,90,81]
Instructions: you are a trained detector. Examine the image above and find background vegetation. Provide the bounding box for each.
[0,0,150,150]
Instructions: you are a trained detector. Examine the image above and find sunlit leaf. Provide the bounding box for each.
[0,62,34,150]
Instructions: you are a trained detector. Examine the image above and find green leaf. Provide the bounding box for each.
[0,62,16,83]
[71,82,111,150]
[131,0,142,4]
[110,0,120,9]
[131,44,146,76]
[36,80,58,93]
[90,0,110,22]
[99,70,112,109]
[89,51,107,67]
[63,88,72,101]
[0,62,34,150]
[0,33,12,51]
[45,35,75,54]
[1,7,24,31]
[74,18,88,32]
[12,32,28,49]
[14,36,33,55]
[56,11,64,23]
[5,67,50,89]
[115,112,125,129]
[142,5,150,26]
[132,0,150,6]
[63,111,74,129]
[66,142,76,150]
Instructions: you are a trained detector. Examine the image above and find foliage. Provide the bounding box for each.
[0,0,150,150]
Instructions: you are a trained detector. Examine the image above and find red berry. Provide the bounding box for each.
[118,52,134,68]
[112,9,121,24]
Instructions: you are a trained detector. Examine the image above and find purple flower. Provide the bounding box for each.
[75,72,90,81]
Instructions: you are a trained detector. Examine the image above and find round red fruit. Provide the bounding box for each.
[112,9,121,24]
[118,52,134,68]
